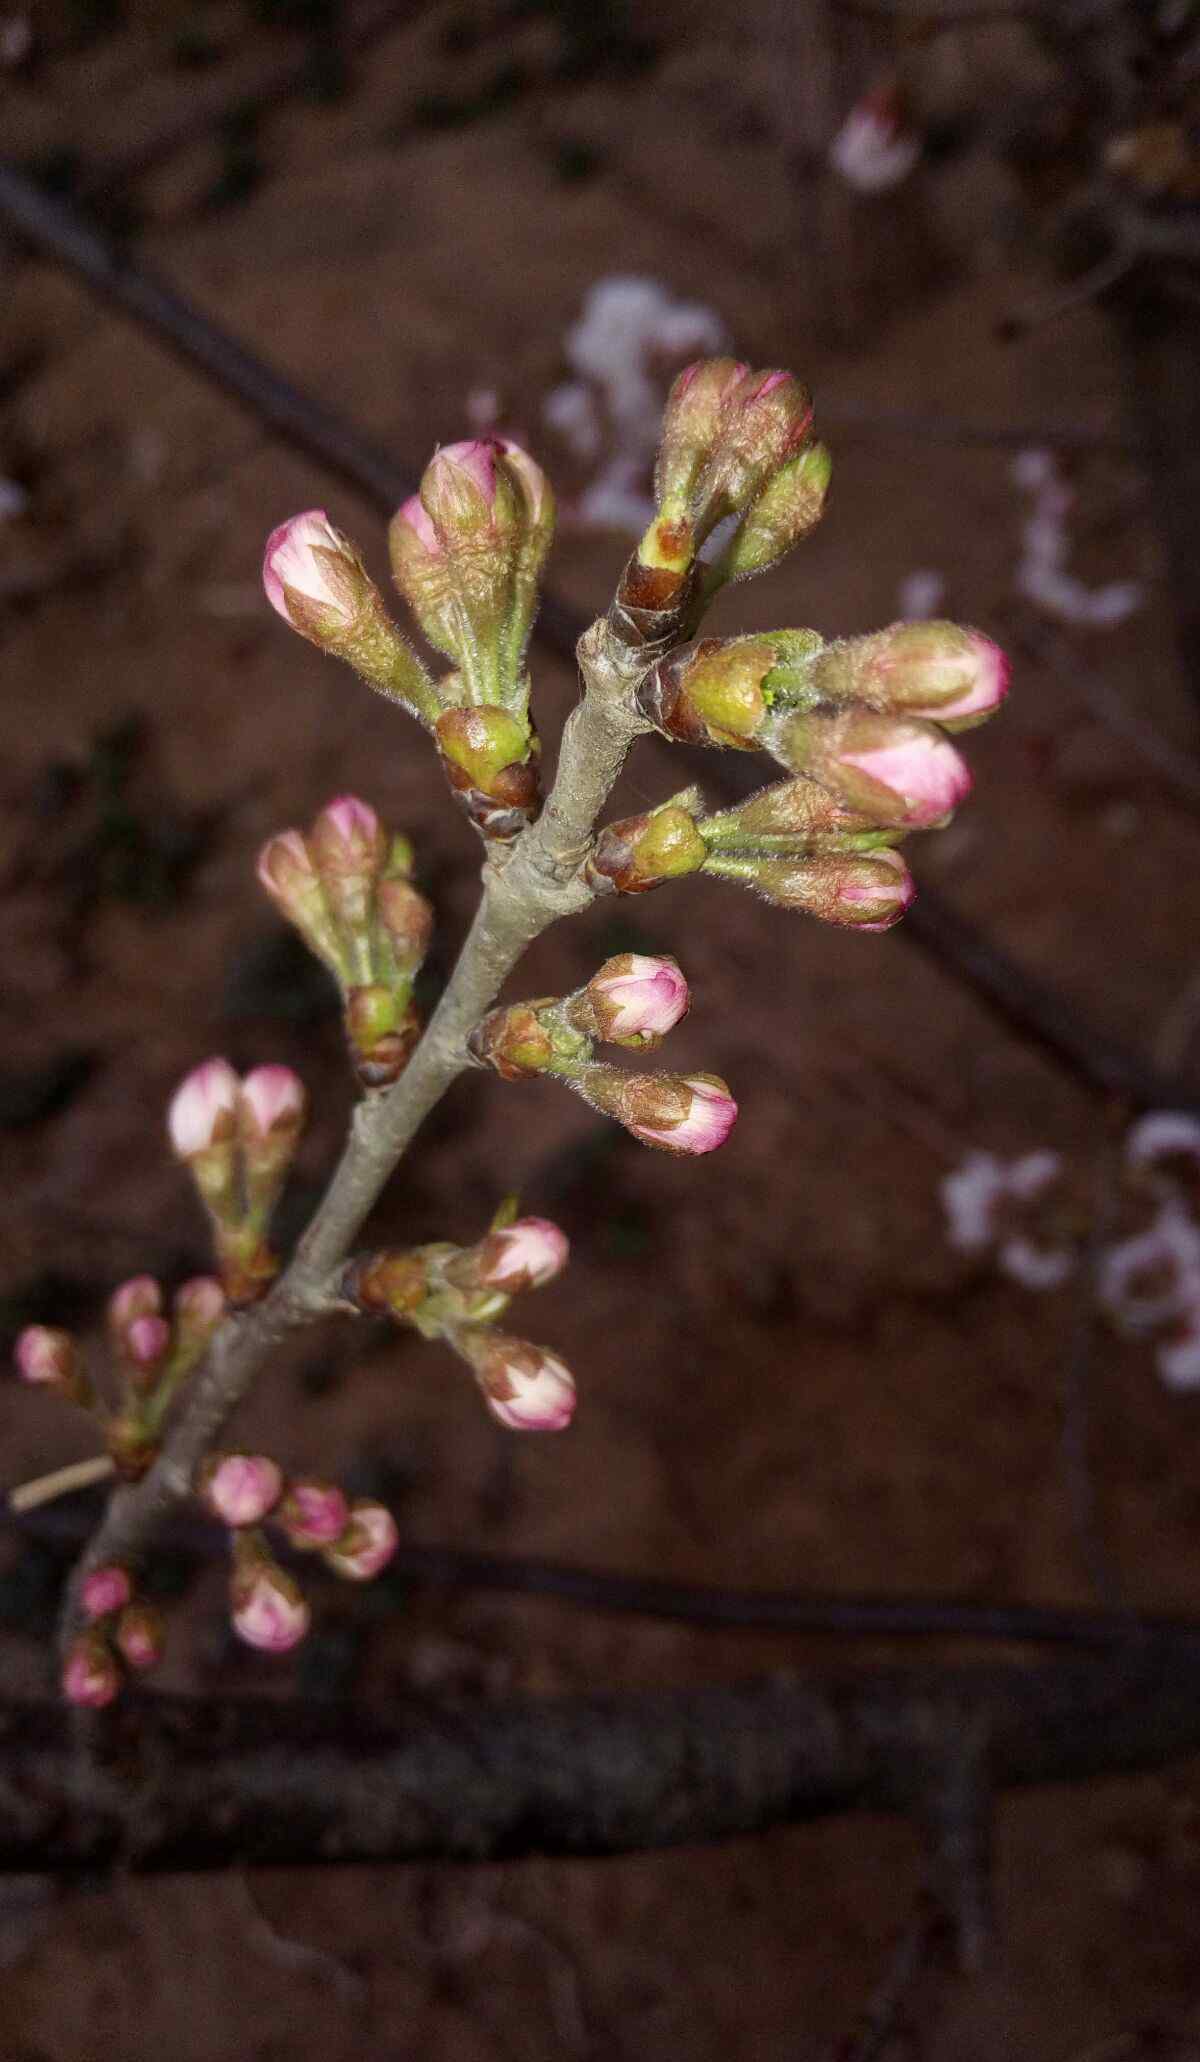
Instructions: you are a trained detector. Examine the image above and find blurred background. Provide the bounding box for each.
[4,1,1200,2055]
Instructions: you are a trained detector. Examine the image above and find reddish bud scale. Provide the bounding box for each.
[573,1068,738,1155]
[449,1218,570,1296]
[638,637,775,749]
[348,1248,431,1318]
[468,1003,556,1081]
[435,706,540,842]
[586,805,708,895]
[458,1328,577,1432]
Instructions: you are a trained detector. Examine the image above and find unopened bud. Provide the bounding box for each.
[773,707,972,828]
[811,622,1009,729]
[200,1452,284,1527]
[700,775,883,849]
[257,829,347,979]
[124,1314,171,1383]
[231,1556,310,1655]
[173,1276,226,1356]
[167,1057,241,1160]
[107,1275,161,1339]
[638,637,776,749]
[323,1499,399,1581]
[705,846,915,930]
[263,511,433,715]
[587,802,707,895]
[15,1325,82,1393]
[461,1218,570,1294]
[376,873,433,969]
[81,1564,133,1621]
[460,1329,577,1431]
[278,1479,350,1550]
[435,705,540,840]
[574,1067,738,1155]
[654,358,751,511]
[468,1003,557,1080]
[711,442,832,585]
[62,1633,120,1709]
[570,954,690,1048]
[237,1064,307,1227]
[347,1248,431,1317]
[344,985,421,1087]
[116,1602,165,1672]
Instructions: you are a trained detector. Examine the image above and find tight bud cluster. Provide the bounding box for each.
[259,795,433,1086]
[167,1060,307,1301]
[62,1562,165,1707]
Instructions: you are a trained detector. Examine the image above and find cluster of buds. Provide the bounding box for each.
[468,954,737,1155]
[198,1452,399,1653]
[589,620,1006,931]
[16,1273,226,1483]
[265,440,554,843]
[346,1209,576,1431]
[258,796,432,1086]
[612,359,828,647]
[61,1562,166,1707]
[168,1060,306,1301]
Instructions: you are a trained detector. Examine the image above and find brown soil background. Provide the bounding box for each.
[3,3,1200,2056]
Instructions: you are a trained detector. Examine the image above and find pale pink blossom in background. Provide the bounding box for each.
[126,1314,171,1367]
[1012,448,1143,628]
[829,86,920,193]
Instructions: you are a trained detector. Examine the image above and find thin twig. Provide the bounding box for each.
[7,1454,116,1515]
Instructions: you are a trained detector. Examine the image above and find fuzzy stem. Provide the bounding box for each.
[59,619,650,1651]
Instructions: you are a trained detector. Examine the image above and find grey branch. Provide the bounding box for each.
[63,620,650,1640]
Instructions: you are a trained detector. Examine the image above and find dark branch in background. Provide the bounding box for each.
[0,159,1192,1121]
[2,1633,1200,1872]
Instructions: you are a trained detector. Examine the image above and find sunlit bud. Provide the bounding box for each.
[116,1603,165,1672]
[461,1329,577,1431]
[263,511,433,716]
[167,1057,241,1160]
[638,637,776,749]
[231,1558,311,1655]
[570,954,690,1048]
[574,1068,738,1155]
[435,705,540,840]
[173,1276,226,1354]
[257,829,347,979]
[347,1248,431,1317]
[586,801,708,895]
[278,1479,350,1551]
[15,1324,80,1391]
[468,1002,557,1080]
[704,847,914,930]
[773,707,972,828]
[711,443,832,585]
[466,1218,570,1294]
[62,1634,120,1709]
[199,1452,284,1528]
[811,622,1009,729]
[700,775,883,850]
[323,1499,399,1581]
[81,1565,133,1621]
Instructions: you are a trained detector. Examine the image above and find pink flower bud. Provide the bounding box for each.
[239,1064,307,1140]
[262,510,361,635]
[813,622,1009,728]
[309,794,386,878]
[466,1332,577,1431]
[200,1453,284,1528]
[14,1325,78,1388]
[125,1313,171,1369]
[577,954,690,1047]
[278,1479,350,1550]
[777,708,971,829]
[839,728,971,827]
[115,1603,165,1673]
[231,1563,311,1654]
[473,1218,570,1292]
[577,1069,739,1155]
[107,1275,162,1335]
[323,1500,399,1581]
[62,1635,120,1709]
[168,1057,241,1158]
[174,1275,226,1341]
[257,827,318,903]
[81,1565,133,1621]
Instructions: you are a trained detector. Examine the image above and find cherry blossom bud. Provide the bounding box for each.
[263,512,433,714]
[655,362,813,536]
[62,1634,120,1709]
[811,623,1009,729]
[574,1068,738,1155]
[237,1066,307,1233]
[468,1003,558,1080]
[125,1314,171,1377]
[711,443,832,585]
[774,707,972,828]
[278,1479,350,1550]
[173,1276,226,1354]
[107,1275,161,1338]
[638,636,777,749]
[323,1500,400,1581]
[239,1064,306,1143]
[570,954,690,1048]
[376,873,433,969]
[705,847,915,930]
[81,1565,133,1621]
[467,1218,570,1293]
[15,1325,79,1390]
[434,705,540,840]
[231,1560,311,1654]
[199,1452,284,1528]
[461,1329,577,1431]
[116,1603,165,1672]
[309,794,387,883]
[654,358,751,511]
[347,1248,431,1317]
[700,775,882,850]
[167,1057,241,1160]
[586,802,707,895]
[257,829,347,978]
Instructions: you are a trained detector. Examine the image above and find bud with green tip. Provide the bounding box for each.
[637,635,781,749]
[434,704,540,840]
[467,1001,589,1081]
[703,847,915,930]
[346,1248,432,1319]
[808,621,1009,730]
[586,798,708,895]
[263,510,436,719]
[705,442,832,592]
